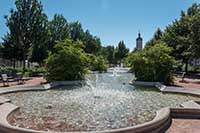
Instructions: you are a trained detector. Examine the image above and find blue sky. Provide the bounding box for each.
[0,0,200,50]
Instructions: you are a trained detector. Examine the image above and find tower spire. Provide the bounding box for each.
[136,31,143,50]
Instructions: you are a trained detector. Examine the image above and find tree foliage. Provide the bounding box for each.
[162,3,200,72]
[99,45,116,64]
[45,39,87,81]
[86,54,108,72]
[115,41,129,63]
[3,0,49,69]
[48,14,70,51]
[83,30,101,54]
[126,43,175,84]
[145,3,200,73]
[145,28,163,48]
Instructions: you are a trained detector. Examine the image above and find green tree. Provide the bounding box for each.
[69,21,84,41]
[162,4,200,73]
[83,30,101,54]
[98,45,116,64]
[127,43,175,84]
[115,41,129,64]
[45,39,87,81]
[145,28,163,48]
[5,0,49,71]
[105,45,115,64]
[190,4,200,58]
[48,14,70,51]
[86,54,108,72]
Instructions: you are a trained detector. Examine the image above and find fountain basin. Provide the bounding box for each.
[1,73,200,132]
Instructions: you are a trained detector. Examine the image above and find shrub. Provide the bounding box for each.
[45,39,87,81]
[0,67,18,77]
[87,54,108,72]
[0,66,46,77]
[126,43,176,84]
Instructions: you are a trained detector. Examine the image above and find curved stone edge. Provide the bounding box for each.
[0,102,171,133]
[96,107,171,133]
[0,96,10,105]
[0,103,44,133]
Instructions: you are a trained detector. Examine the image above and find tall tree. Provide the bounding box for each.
[1,33,23,67]
[83,30,101,54]
[189,4,200,58]
[105,45,115,64]
[5,0,49,70]
[48,14,70,51]
[162,3,200,73]
[69,21,84,41]
[145,28,163,48]
[115,41,129,64]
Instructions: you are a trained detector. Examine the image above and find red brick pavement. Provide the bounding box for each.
[0,77,46,87]
[167,119,200,133]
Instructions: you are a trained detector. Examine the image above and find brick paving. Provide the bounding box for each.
[0,77,46,87]
[168,77,200,133]
[174,77,200,90]
[167,119,200,133]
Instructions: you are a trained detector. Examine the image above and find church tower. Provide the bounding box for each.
[136,33,143,50]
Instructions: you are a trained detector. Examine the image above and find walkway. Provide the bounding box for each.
[163,86,200,95]
[0,77,46,87]
[167,119,200,133]
[0,77,47,94]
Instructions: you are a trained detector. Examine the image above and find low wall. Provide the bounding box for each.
[130,81,157,87]
[130,80,166,91]
[44,80,86,89]
[171,107,200,119]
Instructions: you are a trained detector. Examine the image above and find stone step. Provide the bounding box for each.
[181,100,200,109]
[0,96,10,105]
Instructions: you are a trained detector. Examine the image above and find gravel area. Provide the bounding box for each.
[3,73,200,132]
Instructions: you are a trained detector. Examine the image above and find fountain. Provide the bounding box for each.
[3,73,200,132]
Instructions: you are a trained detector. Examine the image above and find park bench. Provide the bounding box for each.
[1,74,10,86]
[176,72,186,81]
[15,72,25,84]
[0,73,25,87]
[180,72,186,81]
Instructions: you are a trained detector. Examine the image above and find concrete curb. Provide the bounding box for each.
[0,96,10,105]
[44,80,86,89]
[130,80,200,96]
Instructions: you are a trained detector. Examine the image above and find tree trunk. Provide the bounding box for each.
[23,54,26,73]
[13,59,16,68]
[185,60,188,74]
[28,60,30,68]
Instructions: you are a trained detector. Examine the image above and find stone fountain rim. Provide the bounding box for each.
[0,80,200,133]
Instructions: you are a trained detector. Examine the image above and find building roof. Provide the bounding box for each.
[136,33,142,41]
